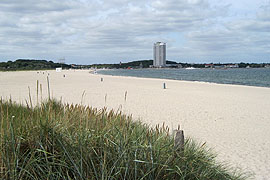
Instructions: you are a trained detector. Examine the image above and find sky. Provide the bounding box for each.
[0,0,270,64]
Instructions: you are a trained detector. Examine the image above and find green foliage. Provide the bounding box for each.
[0,59,71,71]
[0,100,249,179]
[238,62,265,68]
[89,60,181,69]
[89,60,153,69]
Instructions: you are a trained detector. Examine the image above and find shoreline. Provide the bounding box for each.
[97,68,270,88]
[97,71,270,90]
[1,70,270,179]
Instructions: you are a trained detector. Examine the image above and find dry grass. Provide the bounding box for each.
[0,99,249,179]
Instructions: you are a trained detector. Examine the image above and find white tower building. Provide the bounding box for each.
[153,42,166,67]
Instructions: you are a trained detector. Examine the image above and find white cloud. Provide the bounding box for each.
[0,0,269,63]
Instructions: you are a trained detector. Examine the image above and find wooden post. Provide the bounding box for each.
[163,83,166,89]
[101,77,103,82]
[47,76,50,100]
[174,130,184,152]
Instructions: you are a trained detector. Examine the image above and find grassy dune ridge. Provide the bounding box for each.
[0,99,248,179]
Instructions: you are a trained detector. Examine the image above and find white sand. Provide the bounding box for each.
[1,69,270,179]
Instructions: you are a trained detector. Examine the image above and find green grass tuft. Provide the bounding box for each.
[0,99,250,179]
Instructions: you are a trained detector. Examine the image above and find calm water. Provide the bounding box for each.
[98,68,270,88]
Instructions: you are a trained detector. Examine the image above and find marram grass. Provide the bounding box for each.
[0,99,250,180]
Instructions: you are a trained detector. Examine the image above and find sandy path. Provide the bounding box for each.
[1,70,270,179]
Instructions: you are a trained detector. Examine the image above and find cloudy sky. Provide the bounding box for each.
[0,0,269,64]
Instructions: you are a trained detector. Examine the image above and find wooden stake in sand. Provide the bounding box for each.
[47,76,50,100]
[174,130,184,152]
[163,83,166,89]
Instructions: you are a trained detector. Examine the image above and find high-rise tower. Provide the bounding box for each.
[153,42,166,67]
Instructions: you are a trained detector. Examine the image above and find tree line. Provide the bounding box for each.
[0,59,269,71]
[0,59,71,71]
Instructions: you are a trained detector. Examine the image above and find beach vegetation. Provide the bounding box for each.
[0,99,249,179]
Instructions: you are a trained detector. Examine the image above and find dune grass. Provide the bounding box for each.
[0,99,249,179]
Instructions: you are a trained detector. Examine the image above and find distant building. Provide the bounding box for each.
[56,67,62,72]
[225,64,239,68]
[139,62,143,68]
[153,42,166,67]
[205,63,214,68]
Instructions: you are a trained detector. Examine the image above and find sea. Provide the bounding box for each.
[98,68,270,88]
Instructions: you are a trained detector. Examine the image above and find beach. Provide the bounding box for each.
[1,70,270,179]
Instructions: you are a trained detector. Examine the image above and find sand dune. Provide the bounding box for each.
[1,69,270,179]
